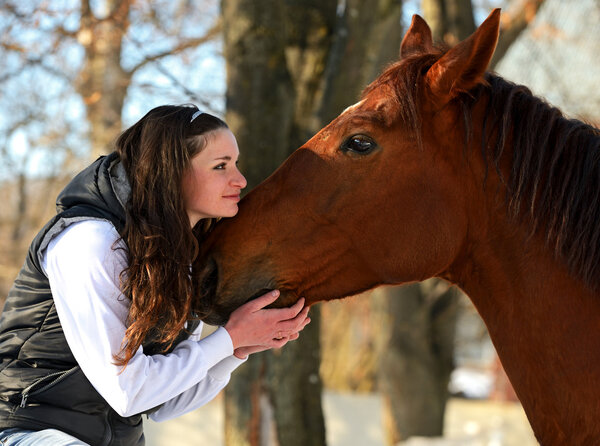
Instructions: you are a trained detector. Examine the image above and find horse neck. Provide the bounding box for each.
[446,191,600,444]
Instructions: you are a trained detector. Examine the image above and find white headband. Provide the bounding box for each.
[190,110,204,123]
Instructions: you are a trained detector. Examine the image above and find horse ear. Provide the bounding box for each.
[400,14,434,58]
[425,8,501,102]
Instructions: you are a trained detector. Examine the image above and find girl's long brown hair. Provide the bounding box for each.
[113,105,228,366]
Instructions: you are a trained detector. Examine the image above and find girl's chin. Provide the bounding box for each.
[220,206,239,218]
[191,209,239,223]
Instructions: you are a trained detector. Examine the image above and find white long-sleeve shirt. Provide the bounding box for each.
[41,219,244,422]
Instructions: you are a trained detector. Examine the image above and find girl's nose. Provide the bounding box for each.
[232,169,247,189]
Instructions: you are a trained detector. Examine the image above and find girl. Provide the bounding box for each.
[0,105,310,445]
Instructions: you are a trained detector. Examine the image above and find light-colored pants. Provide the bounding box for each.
[0,428,90,445]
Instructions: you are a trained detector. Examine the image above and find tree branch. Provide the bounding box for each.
[127,19,222,75]
[489,0,546,70]
[0,55,73,83]
[1,2,27,19]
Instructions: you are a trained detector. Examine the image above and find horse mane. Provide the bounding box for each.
[366,53,600,290]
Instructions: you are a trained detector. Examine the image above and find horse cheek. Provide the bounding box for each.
[389,185,467,282]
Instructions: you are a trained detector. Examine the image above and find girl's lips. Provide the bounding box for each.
[223,195,241,201]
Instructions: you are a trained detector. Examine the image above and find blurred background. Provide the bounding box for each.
[1,0,599,445]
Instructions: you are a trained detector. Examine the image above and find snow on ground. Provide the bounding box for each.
[145,392,538,446]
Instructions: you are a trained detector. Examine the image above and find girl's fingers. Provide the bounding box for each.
[245,290,280,311]
[272,337,289,348]
[287,297,305,315]
[232,293,309,349]
[273,316,311,340]
[277,310,310,332]
[269,297,305,320]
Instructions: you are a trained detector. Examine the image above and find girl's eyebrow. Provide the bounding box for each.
[214,156,232,161]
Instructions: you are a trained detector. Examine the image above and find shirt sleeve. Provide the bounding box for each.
[149,355,246,422]
[41,219,245,418]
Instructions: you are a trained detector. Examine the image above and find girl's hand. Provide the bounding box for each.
[224,290,310,358]
[232,333,296,358]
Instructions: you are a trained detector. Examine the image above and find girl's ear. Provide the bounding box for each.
[425,8,501,103]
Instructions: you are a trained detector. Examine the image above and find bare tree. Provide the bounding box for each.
[373,283,459,443]
[422,0,476,44]
[221,3,333,443]
[0,0,224,301]
[75,0,224,158]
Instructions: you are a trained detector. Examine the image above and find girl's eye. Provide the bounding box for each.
[214,163,226,170]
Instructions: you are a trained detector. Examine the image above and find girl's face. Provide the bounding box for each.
[182,129,247,227]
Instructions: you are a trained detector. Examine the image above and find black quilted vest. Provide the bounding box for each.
[0,153,194,445]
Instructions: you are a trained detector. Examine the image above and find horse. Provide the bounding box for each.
[196,9,600,445]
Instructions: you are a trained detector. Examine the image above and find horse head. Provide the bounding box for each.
[197,10,501,326]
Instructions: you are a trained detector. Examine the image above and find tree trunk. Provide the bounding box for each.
[445,0,475,42]
[265,310,324,446]
[221,0,294,189]
[76,0,131,159]
[11,173,26,244]
[221,1,335,445]
[373,281,458,444]
[318,0,404,124]
[421,0,475,45]
[422,0,446,43]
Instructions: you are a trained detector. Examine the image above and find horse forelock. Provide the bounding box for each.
[362,52,443,148]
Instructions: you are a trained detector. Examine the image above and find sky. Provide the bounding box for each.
[0,0,225,181]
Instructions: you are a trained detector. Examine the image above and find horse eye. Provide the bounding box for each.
[341,135,377,154]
